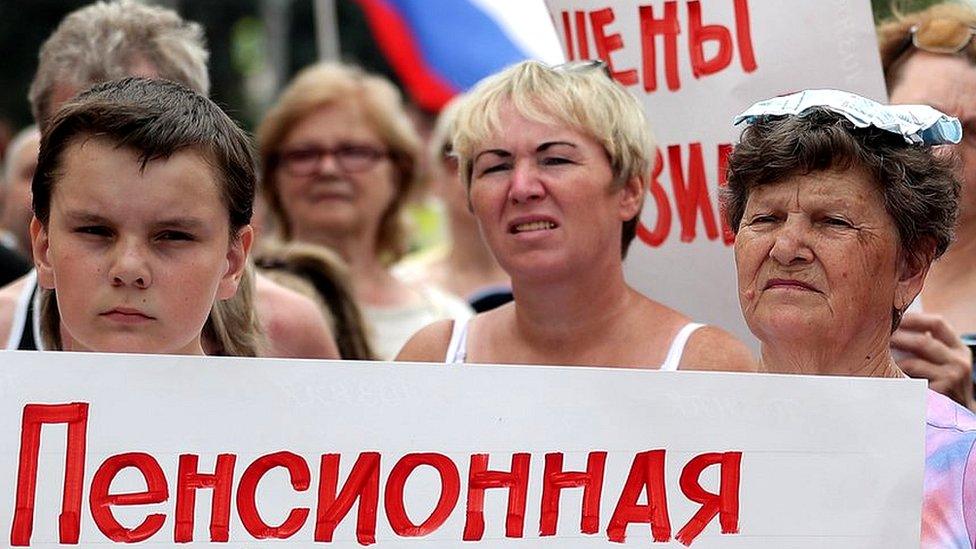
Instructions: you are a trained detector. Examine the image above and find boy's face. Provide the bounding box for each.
[30,136,251,355]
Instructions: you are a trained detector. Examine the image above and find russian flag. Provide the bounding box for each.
[352,0,564,111]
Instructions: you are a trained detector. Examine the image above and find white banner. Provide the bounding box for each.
[0,351,925,547]
[543,0,887,345]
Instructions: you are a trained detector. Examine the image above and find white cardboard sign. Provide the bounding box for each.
[0,351,925,547]
[542,0,888,345]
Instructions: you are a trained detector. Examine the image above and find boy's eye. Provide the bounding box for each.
[157,230,195,241]
[74,225,112,237]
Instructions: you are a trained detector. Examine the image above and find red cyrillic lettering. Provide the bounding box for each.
[89,453,168,542]
[688,1,733,79]
[607,450,671,543]
[11,402,89,546]
[561,11,575,60]
[734,0,758,72]
[638,148,672,247]
[539,451,606,536]
[575,11,590,60]
[675,452,742,546]
[462,453,530,541]
[669,143,719,242]
[639,2,680,92]
[237,451,310,539]
[384,453,460,537]
[716,143,735,245]
[315,452,380,545]
[589,8,638,86]
[174,454,236,542]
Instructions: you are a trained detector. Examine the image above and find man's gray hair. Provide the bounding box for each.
[28,0,209,128]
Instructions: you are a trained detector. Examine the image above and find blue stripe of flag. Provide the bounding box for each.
[385,0,531,91]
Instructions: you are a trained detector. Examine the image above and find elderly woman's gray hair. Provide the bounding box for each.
[724,108,961,263]
[28,0,209,129]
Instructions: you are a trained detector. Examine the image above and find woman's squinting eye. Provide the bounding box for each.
[540,155,573,166]
[748,214,777,225]
[476,161,511,176]
[821,216,854,228]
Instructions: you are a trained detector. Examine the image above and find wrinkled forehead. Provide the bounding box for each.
[746,168,884,211]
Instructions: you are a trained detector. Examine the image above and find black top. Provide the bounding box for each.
[0,243,30,287]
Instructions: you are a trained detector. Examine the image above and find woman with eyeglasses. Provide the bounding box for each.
[257,62,472,360]
[877,3,976,412]
[397,60,755,372]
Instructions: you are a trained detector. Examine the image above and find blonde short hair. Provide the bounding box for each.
[257,62,421,265]
[452,60,656,256]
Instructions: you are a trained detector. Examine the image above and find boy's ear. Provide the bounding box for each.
[29,217,56,290]
[217,225,254,300]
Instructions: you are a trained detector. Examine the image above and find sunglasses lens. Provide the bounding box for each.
[913,19,975,53]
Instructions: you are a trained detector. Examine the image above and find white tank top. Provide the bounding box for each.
[444,316,705,371]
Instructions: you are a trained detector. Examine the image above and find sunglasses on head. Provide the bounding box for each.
[551,59,612,78]
[896,17,976,57]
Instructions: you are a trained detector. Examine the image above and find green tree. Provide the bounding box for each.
[872,0,950,23]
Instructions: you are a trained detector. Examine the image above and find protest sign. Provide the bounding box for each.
[543,0,887,344]
[0,351,925,547]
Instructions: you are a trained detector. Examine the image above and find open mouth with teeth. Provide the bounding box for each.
[511,220,558,234]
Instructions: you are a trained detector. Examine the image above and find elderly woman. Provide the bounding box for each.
[257,63,472,359]
[397,60,754,371]
[726,90,976,547]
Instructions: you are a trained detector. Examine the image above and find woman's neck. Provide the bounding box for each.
[759,330,903,378]
[509,255,632,350]
[294,228,413,308]
[919,216,976,332]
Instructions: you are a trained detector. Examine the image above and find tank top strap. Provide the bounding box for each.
[444,316,471,364]
[659,322,705,371]
[5,271,37,350]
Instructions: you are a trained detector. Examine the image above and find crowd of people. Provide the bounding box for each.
[0,0,973,546]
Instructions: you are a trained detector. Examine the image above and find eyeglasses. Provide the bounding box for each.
[892,18,976,62]
[276,145,389,176]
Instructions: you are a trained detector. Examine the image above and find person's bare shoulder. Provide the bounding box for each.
[0,275,31,349]
[255,273,340,359]
[678,325,757,372]
[395,319,455,363]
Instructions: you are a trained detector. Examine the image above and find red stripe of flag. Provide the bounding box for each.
[352,0,458,111]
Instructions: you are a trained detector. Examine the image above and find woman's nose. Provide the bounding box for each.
[769,218,814,265]
[507,163,546,204]
[314,151,341,175]
[109,240,152,289]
